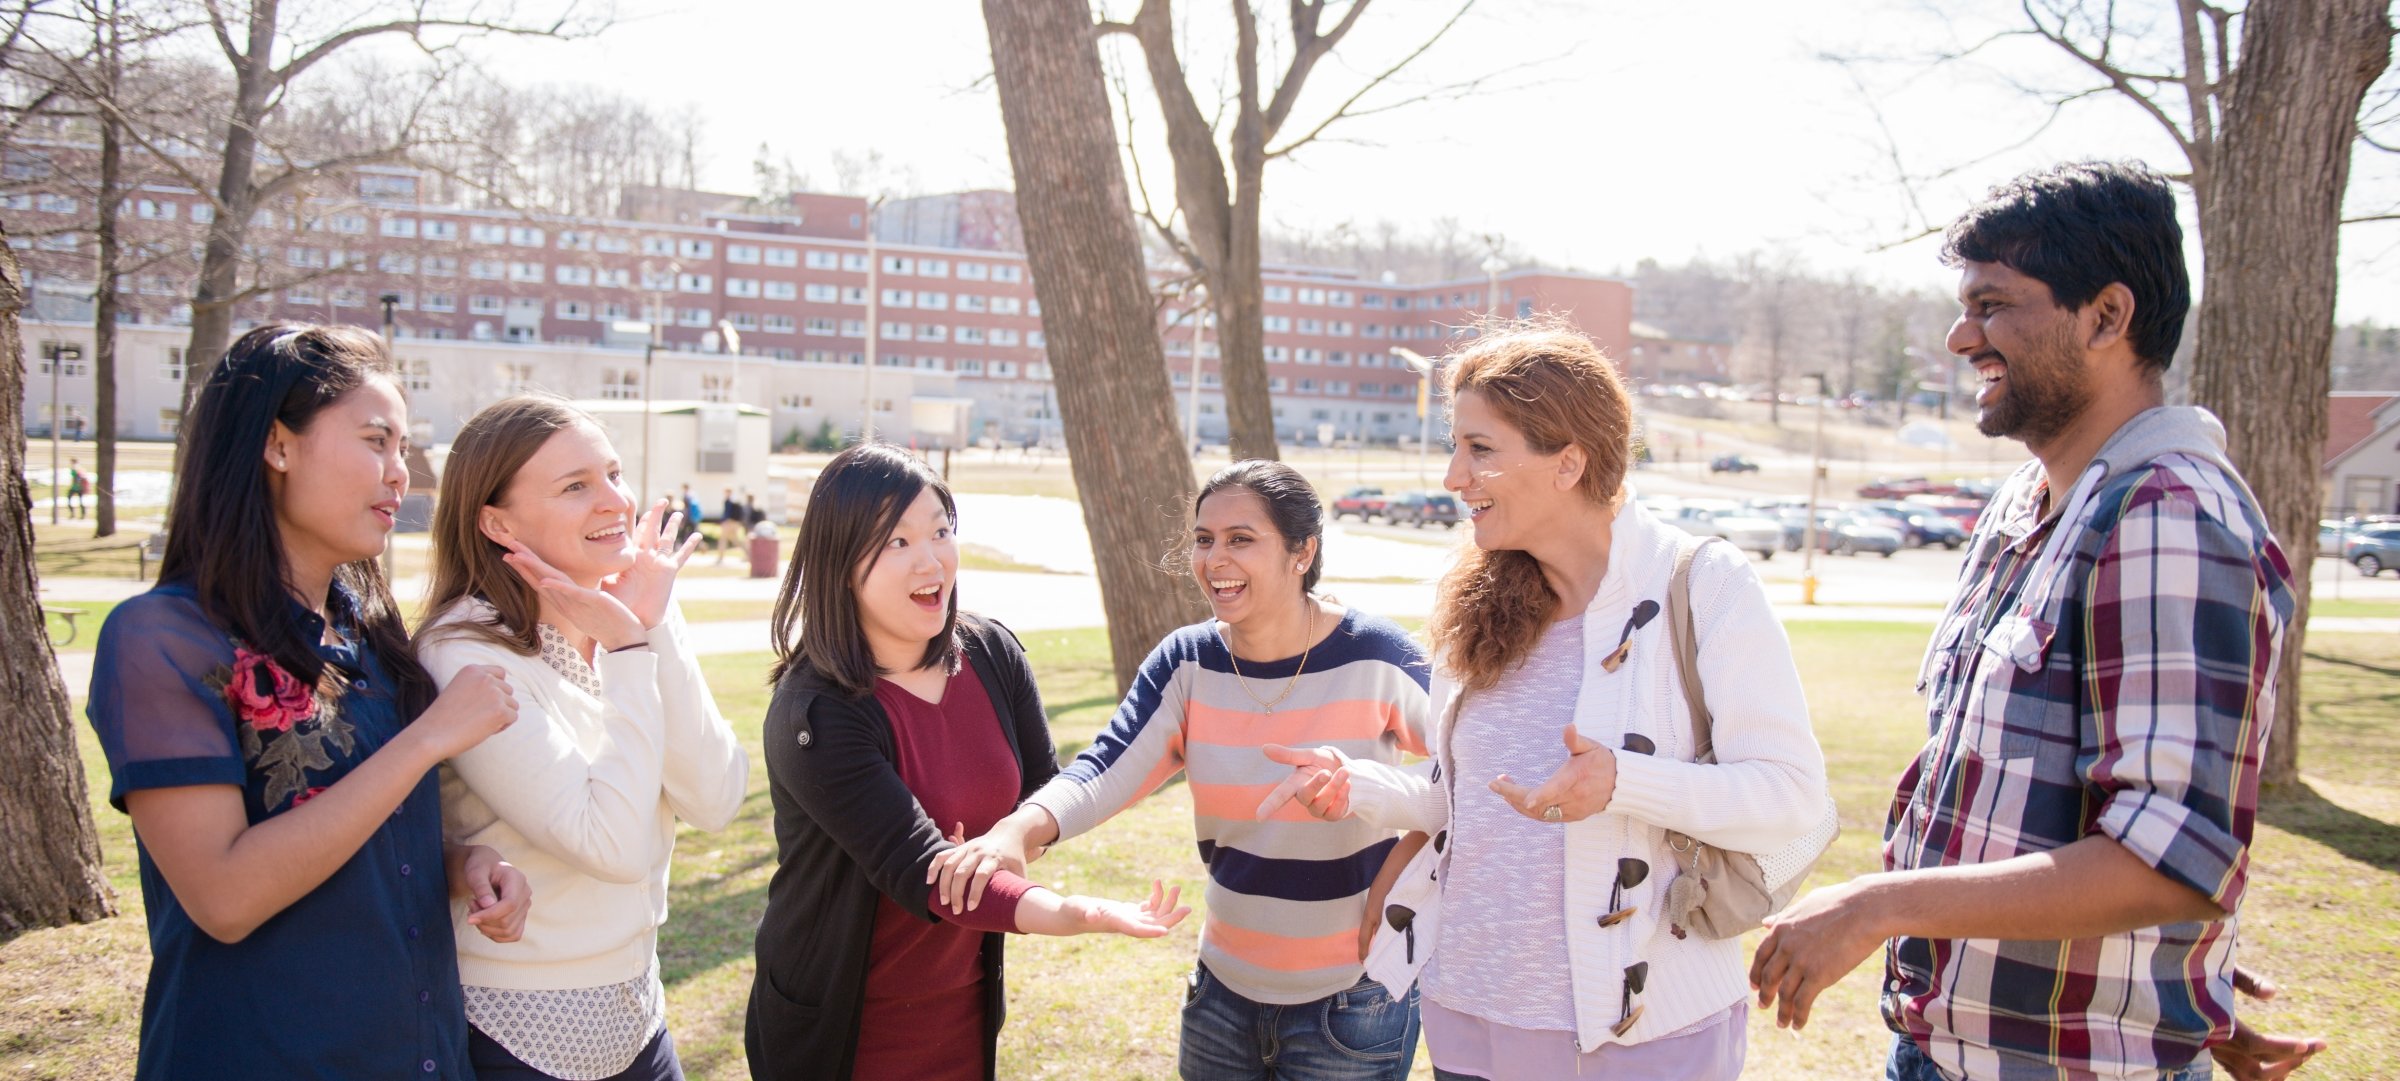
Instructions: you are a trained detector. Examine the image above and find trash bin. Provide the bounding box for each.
[747,520,780,579]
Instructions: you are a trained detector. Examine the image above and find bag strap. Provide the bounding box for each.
[1666,535,1716,763]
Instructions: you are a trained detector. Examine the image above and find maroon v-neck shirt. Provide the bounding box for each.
[853,667,1036,1081]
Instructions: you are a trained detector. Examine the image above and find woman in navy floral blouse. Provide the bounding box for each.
[87,324,530,1079]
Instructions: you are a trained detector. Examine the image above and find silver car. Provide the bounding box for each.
[1667,503,1781,560]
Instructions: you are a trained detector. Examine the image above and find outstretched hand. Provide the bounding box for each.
[1062,880,1189,939]
[1256,743,1355,821]
[1487,724,1616,823]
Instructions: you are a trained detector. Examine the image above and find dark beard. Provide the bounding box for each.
[1973,321,2089,445]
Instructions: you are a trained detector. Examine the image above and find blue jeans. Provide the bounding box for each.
[1887,1034,2213,1081]
[1178,963,1420,1081]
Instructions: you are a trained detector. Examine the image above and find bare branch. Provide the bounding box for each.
[2018,0,2198,161]
[276,8,590,91]
[200,0,239,66]
[1264,0,1479,160]
[2343,213,2400,225]
[1258,0,1380,138]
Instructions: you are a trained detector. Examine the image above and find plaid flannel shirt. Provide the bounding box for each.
[1882,452,2295,1080]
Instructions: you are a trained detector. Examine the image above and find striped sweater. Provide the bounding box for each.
[1026,607,1432,1005]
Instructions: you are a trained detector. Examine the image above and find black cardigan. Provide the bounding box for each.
[744,613,1059,1081]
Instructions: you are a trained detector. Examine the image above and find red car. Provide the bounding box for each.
[1856,476,1937,500]
[1331,486,1389,521]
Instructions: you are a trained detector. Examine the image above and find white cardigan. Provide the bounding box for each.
[1350,496,1828,1050]
[423,600,749,990]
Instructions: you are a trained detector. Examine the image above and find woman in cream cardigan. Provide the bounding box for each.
[1263,326,1829,1081]
[418,397,749,1081]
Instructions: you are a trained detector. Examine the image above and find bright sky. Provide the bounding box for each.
[455,0,2400,322]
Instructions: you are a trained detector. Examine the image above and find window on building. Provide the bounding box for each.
[805,317,836,335]
[990,328,1021,347]
[804,283,839,302]
[727,244,761,264]
[422,220,458,241]
[556,300,590,320]
[764,281,797,301]
[955,358,984,375]
[956,294,987,313]
[599,368,640,400]
[379,253,416,274]
[422,292,456,313]
[401,359,433,392]
[677,273,712,294]
[882,255,913,275]
[765,247,799,267]
[991,264,1023,283]
[1298,318,1322,334]
[881,288,913,308]
[991,361,1018,378]
[509,262,544,283]
[679,307,713,327]
[423,256,458,277]
[728,311,760,331]
[678,238,713,259]
[555,265,593,286]
[469,259,504,280]
[990,297,1022,315]
[840,319,865,337]
[916,292,948,310]
[1265,285,1293,302]
[916,324,947,342]
[842,253,870,271]
[763,315,797,334]
[805,250,839,270]
[593,233,631,253]
[956,262,989,281]
[1264,316,1291,332]
[378,217,418,239]
[726,278,762,298]
[1298,288,1326,305]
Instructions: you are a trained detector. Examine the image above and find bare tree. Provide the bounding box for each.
[982,0,1209,690]
[1100,0,1488,461]
[0,228,115,938]
[1735,250,1812,425]
[175,0,605,414]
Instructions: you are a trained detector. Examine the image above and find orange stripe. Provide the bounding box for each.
[1191,780,1331,824]
[1184,699,1403,750]
[1203,918,1361,974]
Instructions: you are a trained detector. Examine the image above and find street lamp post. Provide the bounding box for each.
[1390,346,1435,484]
[1799,373,1831,605]
[862,196,884,443]
[1480,254,1507,321]
[1182,289,1208,454]
[47,340,68,525]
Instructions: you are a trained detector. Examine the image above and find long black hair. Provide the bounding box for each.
[768,443,960,694]
[160,323,434,715]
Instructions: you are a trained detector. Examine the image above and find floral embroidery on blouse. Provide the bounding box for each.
[205,643,355,810]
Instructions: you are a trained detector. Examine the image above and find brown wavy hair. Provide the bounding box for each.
[418,396,595,655]
[1426,325,1634,690]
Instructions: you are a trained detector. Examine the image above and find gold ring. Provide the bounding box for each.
[1543,805,1564,823]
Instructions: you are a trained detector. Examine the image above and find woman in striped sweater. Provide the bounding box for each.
[935,460,1433,1080]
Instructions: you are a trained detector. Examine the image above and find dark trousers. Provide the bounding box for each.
[468,1024,684,1081]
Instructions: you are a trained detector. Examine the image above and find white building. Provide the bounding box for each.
[18,320,973,456]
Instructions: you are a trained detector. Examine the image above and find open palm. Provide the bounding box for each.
[1067,880,1189,939]
[602,499,700,629]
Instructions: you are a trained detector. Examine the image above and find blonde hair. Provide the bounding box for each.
[1425,325,1634,690]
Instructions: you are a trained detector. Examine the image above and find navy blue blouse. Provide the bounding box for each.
[87,580,472,1080]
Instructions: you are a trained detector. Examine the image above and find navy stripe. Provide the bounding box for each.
[1196,836,1397,903]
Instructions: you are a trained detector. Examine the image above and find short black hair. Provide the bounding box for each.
[768,443,959,694]
[1941,160,2190,370]
[1193,460,1325,594]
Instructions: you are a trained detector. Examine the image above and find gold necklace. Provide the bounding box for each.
[1223,602,1318,714]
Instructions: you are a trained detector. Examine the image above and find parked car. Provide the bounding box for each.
[1908,498,1987,535]
[1384,491,1462,529]
[2320,519,2354,556]
[2345,524,2400,576]
[1816,512,1904,557]
[1666,501,1781,559]
[1331,486,1388,521]
[1709,454,1761,474]
[1867,502,1968,549]
[1857,476,1936,500]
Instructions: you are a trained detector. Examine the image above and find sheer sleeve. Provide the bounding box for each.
[86,591,246,812]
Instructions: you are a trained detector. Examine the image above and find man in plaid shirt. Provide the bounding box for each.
[1748,161,2319,1080]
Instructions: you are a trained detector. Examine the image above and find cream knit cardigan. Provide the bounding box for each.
[1349,496,1828,1051]
[423,601,749,990]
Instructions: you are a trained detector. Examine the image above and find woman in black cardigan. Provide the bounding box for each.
[745,445,1188,1081]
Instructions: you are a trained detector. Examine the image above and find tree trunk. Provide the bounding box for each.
[93,26,121,539]
[178,0,279,449]
[982,0,1210,690]
[0,230,116,938]
[2189,0,2391,787]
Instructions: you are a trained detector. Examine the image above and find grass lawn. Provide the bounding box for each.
[6,623,2396,1079]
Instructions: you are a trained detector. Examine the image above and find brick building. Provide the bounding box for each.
[9,156,1633,446]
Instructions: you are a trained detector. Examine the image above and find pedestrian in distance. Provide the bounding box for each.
[941,458,1435,1081]
[1748,160,2324,1081]
[746,443,1188,1081]
[418,396,750,1081]
[1262,326,1832,1081]
[717,486,748,565]
[86,323,528,1080]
